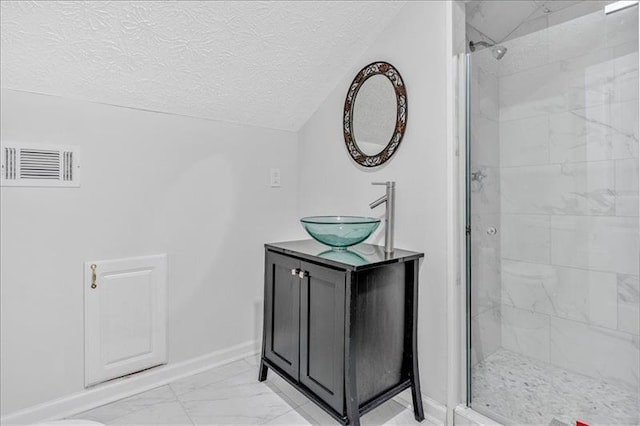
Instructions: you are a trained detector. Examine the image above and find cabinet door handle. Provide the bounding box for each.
[291,268,299,276]
[90,264,98,289]
[298,270,308,279]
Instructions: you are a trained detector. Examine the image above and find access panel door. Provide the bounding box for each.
[84,254,167,387]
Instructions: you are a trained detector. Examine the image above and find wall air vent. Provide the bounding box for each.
[1,143,80,187]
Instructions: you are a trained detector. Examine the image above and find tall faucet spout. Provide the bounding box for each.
[370,181,395,254]
[369,195,387,209]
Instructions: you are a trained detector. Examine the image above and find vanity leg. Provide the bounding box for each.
[344,273,360,426]
[258,359,268,382]
[410,366,425,421]
[259,256,269,383]
[345,377,360,426]
[409,260,424,421]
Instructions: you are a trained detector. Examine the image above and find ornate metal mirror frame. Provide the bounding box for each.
[343,61,407,167]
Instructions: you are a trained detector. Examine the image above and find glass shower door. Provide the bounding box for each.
[467,3,639,424]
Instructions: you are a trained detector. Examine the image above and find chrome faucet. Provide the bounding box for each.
[369,181,395,254]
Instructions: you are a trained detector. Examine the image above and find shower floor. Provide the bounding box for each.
[471,348,639,425]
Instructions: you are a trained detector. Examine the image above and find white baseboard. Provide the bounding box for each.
[1,340,260,425]
[395,392,447,425]
[454,405,503,426]
[424,395,448,425]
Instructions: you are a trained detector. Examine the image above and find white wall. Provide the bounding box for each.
[297,2,450,403]
[0,89,300,416]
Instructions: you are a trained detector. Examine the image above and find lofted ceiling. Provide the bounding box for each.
[0,1,406,131]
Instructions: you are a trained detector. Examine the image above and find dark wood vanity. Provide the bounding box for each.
[258,240,425,426]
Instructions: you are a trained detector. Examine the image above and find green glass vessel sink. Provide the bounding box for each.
[300,216,381,250]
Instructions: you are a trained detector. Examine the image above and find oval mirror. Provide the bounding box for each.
[343,62,407,167]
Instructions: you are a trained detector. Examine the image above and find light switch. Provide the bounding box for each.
[270,168,281,187]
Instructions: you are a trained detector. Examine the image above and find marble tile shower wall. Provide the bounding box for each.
[496,9,639,390]
[470,48,502,366]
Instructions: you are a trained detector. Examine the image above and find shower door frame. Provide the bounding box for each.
[463,52,472,407]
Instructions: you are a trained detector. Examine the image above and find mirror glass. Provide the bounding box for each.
[352,75,398,156]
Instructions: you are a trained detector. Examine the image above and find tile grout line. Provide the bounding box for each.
[498,299,638,338]
[81,385,176,425]
[171,358,256,398]
[259,406,309,426]
[168,384,196,426]
[84,358,259,425]
[498,97,640,124]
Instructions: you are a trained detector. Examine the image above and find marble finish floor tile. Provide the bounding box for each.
[293,397,439,426]
[68,355,432,425]
[71,385,179,424]
[110,401,194,425]
[472,348,639,425]
[178,370,302,424]
[170,359,254,396]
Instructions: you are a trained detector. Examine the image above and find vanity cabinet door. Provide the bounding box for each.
[264,251,301,379]
[299,261,346,414]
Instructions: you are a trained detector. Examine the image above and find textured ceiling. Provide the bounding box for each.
[1,1,406,131]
